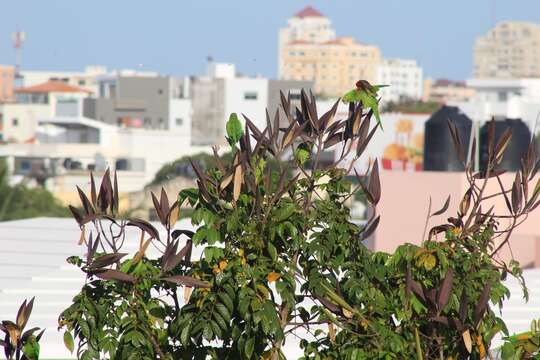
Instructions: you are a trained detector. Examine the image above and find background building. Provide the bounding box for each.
[474,21,540,79]
[422,78,476,103]
[278,7,381,97]
[191,62,312,146]
[0,65,15,103]
[451,78,540,128]
[0,81,92,143]
[377,58,423,103]
[83,75,191,135]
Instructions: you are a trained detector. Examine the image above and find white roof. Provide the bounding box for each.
[0,217,536,358]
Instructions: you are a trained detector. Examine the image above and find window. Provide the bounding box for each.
[176,118,183,126]
[20,160,31,172]
[290,92,301,100]
[158,89,163,95]
[244,92,258,100]
[12,118,18,127]
[78,80,86,86]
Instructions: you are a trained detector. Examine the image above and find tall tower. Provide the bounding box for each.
[11,31,25,77]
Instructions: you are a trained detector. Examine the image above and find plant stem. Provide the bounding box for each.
[414,327,423,360]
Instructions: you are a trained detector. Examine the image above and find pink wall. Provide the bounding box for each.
[374,171,540,267]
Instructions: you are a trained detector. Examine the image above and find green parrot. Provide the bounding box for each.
[342,80,388,130]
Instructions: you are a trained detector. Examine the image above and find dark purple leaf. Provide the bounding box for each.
[94,269,136,283]
[127,218,160,240]
[89,253,127,269]
[437,268,454,310]
[162,275,211,288]
[431,195,451,216]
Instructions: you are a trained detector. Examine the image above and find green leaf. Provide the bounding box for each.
[218,292,234,314]
[64,331,75,353]
[178,188,199,206]
[275,203,295,222]
[267,242,278,262]
[203,322,213,341]
[206,227,221,245]
[245,336,255,358]
[180,322,191,346]
[226,113,244,146]
[216,303,231,322]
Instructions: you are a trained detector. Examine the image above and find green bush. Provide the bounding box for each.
[3,84,538,359]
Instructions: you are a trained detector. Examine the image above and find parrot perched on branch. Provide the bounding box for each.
[342,80,388,130]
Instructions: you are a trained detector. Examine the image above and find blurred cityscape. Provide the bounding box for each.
[2,5,540,248]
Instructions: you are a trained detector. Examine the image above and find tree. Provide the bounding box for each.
[58,89,540,359]
[0,159,70,221]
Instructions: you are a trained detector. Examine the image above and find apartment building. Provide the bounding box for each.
[278,7,381,97]
[377,58,423,103]
[474,21,540,79]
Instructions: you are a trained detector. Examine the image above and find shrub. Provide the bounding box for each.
[57,87,540,359]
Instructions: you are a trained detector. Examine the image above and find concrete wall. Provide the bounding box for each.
[375,170,540,267]
[190,77,224,146]
[267,79,313,128]
[86,76,171,129]
[0,103,50,142]
[223,78,269,132]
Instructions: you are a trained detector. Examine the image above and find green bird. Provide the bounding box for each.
[342,80,389,130]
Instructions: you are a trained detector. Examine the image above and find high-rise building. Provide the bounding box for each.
[474,21,540,78]
[278,6,381,97]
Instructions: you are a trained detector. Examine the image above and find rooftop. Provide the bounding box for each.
[294,6,324,18]
[15,80,92,94]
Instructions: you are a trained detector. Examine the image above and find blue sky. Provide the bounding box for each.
[1,1,540,80]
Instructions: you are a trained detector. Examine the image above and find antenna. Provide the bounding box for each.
[11,30,25,77]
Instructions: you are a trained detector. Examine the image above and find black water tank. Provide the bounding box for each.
[479,118,530,172]
[424,106,473,171]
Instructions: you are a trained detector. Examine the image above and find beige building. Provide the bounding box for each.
[474,21,540,79]
[422,78,475,103]
[278,6,381,97]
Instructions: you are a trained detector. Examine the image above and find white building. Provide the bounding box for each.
[0,115,205,193]
[0,81,92,143]
[191,63,268,146]
[377,58,423,104]
[451,78,540,128]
